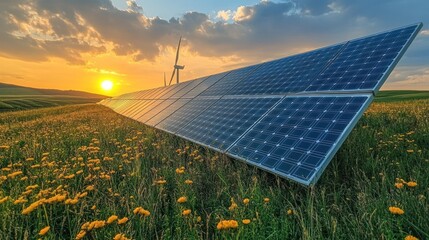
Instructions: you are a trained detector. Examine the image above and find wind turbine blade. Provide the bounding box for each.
[168,69,176,86]
[175,36,182,65]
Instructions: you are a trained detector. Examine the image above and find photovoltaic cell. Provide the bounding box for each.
[147,99,191,126]
[169,77,209,99]
[306,24,421,92]
[228,44,344,95]
[156,98,219,134]
[176,97,281,151]
[227,95,372,184]
[181,72,230,98]
[199,65,259,96]
[99,23,422,186]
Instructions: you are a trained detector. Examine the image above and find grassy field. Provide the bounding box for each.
[0,95,104,112]
[374,90,429,102]
[0,100,428,239]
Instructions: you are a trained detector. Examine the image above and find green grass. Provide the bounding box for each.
[0,95,104,112]
[0,101,428,239]
[375,90,429,102]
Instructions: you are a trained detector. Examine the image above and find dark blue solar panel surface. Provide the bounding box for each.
[228,44,344,95]
[169,77,209,99]
[147,99,191,126]
[181,72,229,98]
[176,97,281,151]
[306,24,421,92]
[227,95,372,184]
[156,98,218,134]
[199,65,259,96]
[99,23,422,185]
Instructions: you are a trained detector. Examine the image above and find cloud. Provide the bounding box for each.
[217,10,232,21]
[0,0,428,73]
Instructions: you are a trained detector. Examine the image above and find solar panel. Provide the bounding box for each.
[100,23,422,186]
[226,95,372,185]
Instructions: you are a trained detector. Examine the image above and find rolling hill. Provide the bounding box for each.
[0,82,108,112]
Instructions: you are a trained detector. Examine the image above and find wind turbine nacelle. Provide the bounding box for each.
[174,65,185,70]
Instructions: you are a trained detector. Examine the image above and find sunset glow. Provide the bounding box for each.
[101,80,114,91]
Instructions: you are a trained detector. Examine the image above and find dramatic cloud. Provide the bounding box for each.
[0,0,428,72]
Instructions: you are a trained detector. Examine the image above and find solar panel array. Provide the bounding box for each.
[99,23,422,185]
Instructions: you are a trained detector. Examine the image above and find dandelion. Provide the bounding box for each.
[197,216,202,223]
[177,196,187,203]
[0,197,9,204]
[75,230,86,240]
[85,185,95,191]
[175,167,185,174]
[406,149,414,153]
[7,171,23,179]
[13,197,28,204]
[133,207,150,216]
[242,219,251,225]
[155,179,167,185]
[395,183,404,189]
[217,220,239,230]
[243,198,250,205]
[404,235,419,240]
[389,206,404,215]
[287,209,294,215]
[182,209,192,216]
[39,226,50,236]
[406,181,417,187]
[117,217,128,225]
[263,198,270,203]
[184,179,193,185]
[91,205,97,210]
[87,220,106,230]
[113,233,130,240]
[229,198,238,211]
[107,215,118,224]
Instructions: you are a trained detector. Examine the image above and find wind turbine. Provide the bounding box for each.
[168,36,185,85]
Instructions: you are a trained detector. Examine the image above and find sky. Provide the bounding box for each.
[0,0,428,96]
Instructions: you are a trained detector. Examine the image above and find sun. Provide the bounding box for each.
[101,80,113,91]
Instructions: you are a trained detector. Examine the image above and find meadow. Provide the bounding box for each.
[0,99,428,239]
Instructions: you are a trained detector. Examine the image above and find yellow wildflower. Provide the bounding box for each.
[395,183,404,189]
[264,198,270,203]
[155,180,167,185]
[287,209,294,215]
[85,185,95,191]
[406,181,417,187]
[242,219,251,225]
[175,167,185,174]
[39,226,50,236]
[184,179,193,185]
[0,197,9,204]
[133,207,151,216]
[75,230,87,240]
[7,171,23,179]
[389,206,404,215]
[243,198,250,205]
[177,196,187,203]
[217,220,239,230]
[87,220,106,230]
[182,209,192,216]
[117,217,128,225]
[113,233,130,240]
[91,205,97,210]
[404,235,419,240]
[107,215,118,224]
[13,197,28,204]
[406,149,414,153]
[229,198,238,211]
